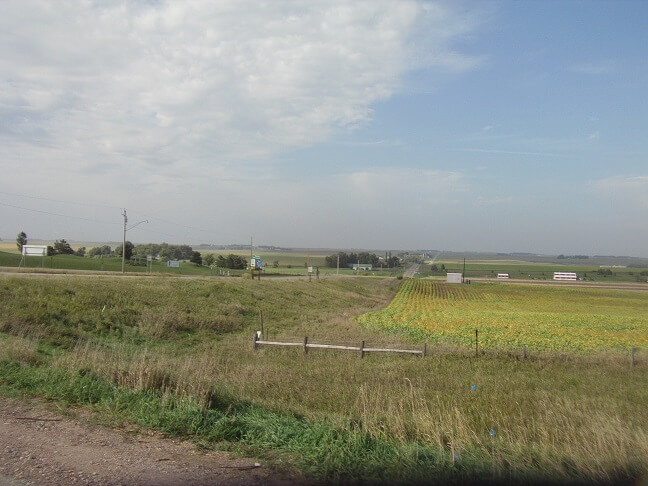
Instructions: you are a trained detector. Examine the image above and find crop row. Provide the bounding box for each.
[360,280,648,352]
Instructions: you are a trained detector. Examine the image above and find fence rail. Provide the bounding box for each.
[253,333,426,358]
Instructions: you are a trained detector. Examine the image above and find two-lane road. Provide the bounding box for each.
[403,263,420,278]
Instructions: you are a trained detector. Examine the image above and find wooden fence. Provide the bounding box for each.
[252,331,641,368]
[253,333,426,358]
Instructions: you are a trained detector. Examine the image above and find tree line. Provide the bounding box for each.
[324,251,400,269]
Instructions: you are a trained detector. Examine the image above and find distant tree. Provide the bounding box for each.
[273,260,279,268]
[179,245,194,260]
[54,239,74,255]
[385,256,401,268]
[214,254,245,269]
[75,246,86,257]
[224,254,246,269]
[190,251,202,265]
[325,251,380,268]
[430,264,439,272]
[16,232,27,253]
[46,245,55,256]
[115,241,134,260]
[203,254,215,267]
[88,245,112,257]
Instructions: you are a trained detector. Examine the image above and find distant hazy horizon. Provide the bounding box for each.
[2,1,647,257]
[3,236,648,261]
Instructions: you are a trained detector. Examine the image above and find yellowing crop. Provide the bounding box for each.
[358,280,648,352]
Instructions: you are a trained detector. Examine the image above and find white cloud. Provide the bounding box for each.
[588,131,600,141]
[590,175,648,209]
[0,0,488,248]
[0,0,483,179]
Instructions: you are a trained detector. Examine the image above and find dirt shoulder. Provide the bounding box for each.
[0,396,300,486]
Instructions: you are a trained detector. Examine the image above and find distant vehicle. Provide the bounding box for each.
[497,273,509,279]
[553,272,577,281]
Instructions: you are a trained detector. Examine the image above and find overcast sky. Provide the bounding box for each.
[1,1,647,256]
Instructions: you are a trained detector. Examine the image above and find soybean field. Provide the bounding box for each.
[358,280,648,352]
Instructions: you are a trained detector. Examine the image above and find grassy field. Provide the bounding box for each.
[0,250,244,276]
[0,274,646,483]
[358,280,648,352]
[0,249,402,278]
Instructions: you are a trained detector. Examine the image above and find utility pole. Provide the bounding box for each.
[250,236,253,279]
[122,209,127,274]
[337,254,339,275]
[462,257,466,284]
[121,209,147,275]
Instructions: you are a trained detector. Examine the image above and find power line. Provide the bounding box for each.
[129,210,214,234]
[0,201,120,225]
[1,191,216,239]
[0,191,120,210]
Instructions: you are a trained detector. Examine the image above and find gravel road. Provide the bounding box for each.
[0,397,300,486]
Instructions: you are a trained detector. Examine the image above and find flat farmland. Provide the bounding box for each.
[0,274,646,483]
[358,280,648,352]
[432,259,648,282]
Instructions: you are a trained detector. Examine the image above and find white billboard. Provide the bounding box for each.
[446,272,462,284]
[22,245,47,256]
[167,260,180,268]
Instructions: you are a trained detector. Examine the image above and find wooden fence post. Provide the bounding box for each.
[259,310,264,338]
[304,336,308,354]
[360,340,365,359]
[475,329,479,357]
[253,332,259,351]
[631,347,636,368]
[422,343,427,358]
[522,345,527,360]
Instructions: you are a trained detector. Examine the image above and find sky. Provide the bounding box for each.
[1,0,647,256]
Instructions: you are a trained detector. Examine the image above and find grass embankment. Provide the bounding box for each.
[0,250,231,276]
[359,280,648,352]
[1,275,646,484]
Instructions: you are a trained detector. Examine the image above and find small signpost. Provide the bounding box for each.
[167,260,180,268]
[19,245,47,268]
[251,255,262,280]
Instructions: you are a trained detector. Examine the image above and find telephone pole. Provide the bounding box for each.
[122,209,127,274]
[121,209,147,274]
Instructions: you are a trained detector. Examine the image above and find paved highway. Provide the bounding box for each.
[403,263,420,278]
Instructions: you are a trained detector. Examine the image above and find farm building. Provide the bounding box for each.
[351,263,372,270]
[446,272,462,283]
[553,272,577,280]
